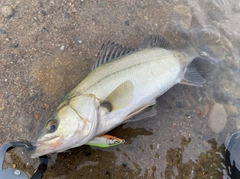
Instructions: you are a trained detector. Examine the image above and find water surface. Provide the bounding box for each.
[1,0,240,178]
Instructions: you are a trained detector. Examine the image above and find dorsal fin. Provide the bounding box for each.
[91,41,136,70]
[140,35,171,49]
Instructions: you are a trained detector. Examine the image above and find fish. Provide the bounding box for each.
[30,35,220,158]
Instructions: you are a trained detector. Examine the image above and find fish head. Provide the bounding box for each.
[30,95,99,158]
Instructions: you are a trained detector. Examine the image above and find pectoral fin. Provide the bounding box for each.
[100,80,134,112]
[180,66,206,87]
[86,134,125,148]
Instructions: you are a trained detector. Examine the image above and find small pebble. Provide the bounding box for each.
[208,103,227,134]
[105,171,111,176]
[0,28,6,34]
[122,163,127,168]
[218,79,240,99]
[44,103,50,109]
[71,8,77,13]
[34,113,39,120]
[12,164,16,168]
[224,104,239,116]
[0,103,4,111]
[74,37,82,44]
[236,119,240,130]
[36,13,44,22]
[1,6,14,18]
[64,13,70,19]
[10,43,19,48]
[60,46,65,51]
[125,20,130,26]
[176,101,184,108]
[19,25,25,30]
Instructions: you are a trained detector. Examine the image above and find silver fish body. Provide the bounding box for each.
[31,36,218,157]
[73,48,188,133]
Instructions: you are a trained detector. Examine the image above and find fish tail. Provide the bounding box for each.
[178,27,223,65]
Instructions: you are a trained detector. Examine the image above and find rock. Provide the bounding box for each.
[60,46,65,51]
[125,20,130,26]
[173,5,192,29]
[0,28,6,34]
[1,6,14,18]
[217,79,240,99]
[0,102,4,111]
[36,12,45,22]
[71,8,77,13]
[18,25,25,30]
[235,119,240,130]
[10,43,19,48]
[208,103,228,134]
[224,104,239,116]
[74,37,82,44]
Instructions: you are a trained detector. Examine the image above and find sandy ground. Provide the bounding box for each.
[1,0,240,178]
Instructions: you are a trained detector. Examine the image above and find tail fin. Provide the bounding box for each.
[190,28,223,64]
[175,26,223,64]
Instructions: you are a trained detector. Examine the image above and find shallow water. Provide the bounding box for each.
[1,0,240,178]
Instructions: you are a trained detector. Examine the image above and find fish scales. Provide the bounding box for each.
[70,48,184,101]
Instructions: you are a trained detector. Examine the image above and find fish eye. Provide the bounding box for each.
[46,119,58,133]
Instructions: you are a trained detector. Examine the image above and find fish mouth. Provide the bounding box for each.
[30,135,64,158]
